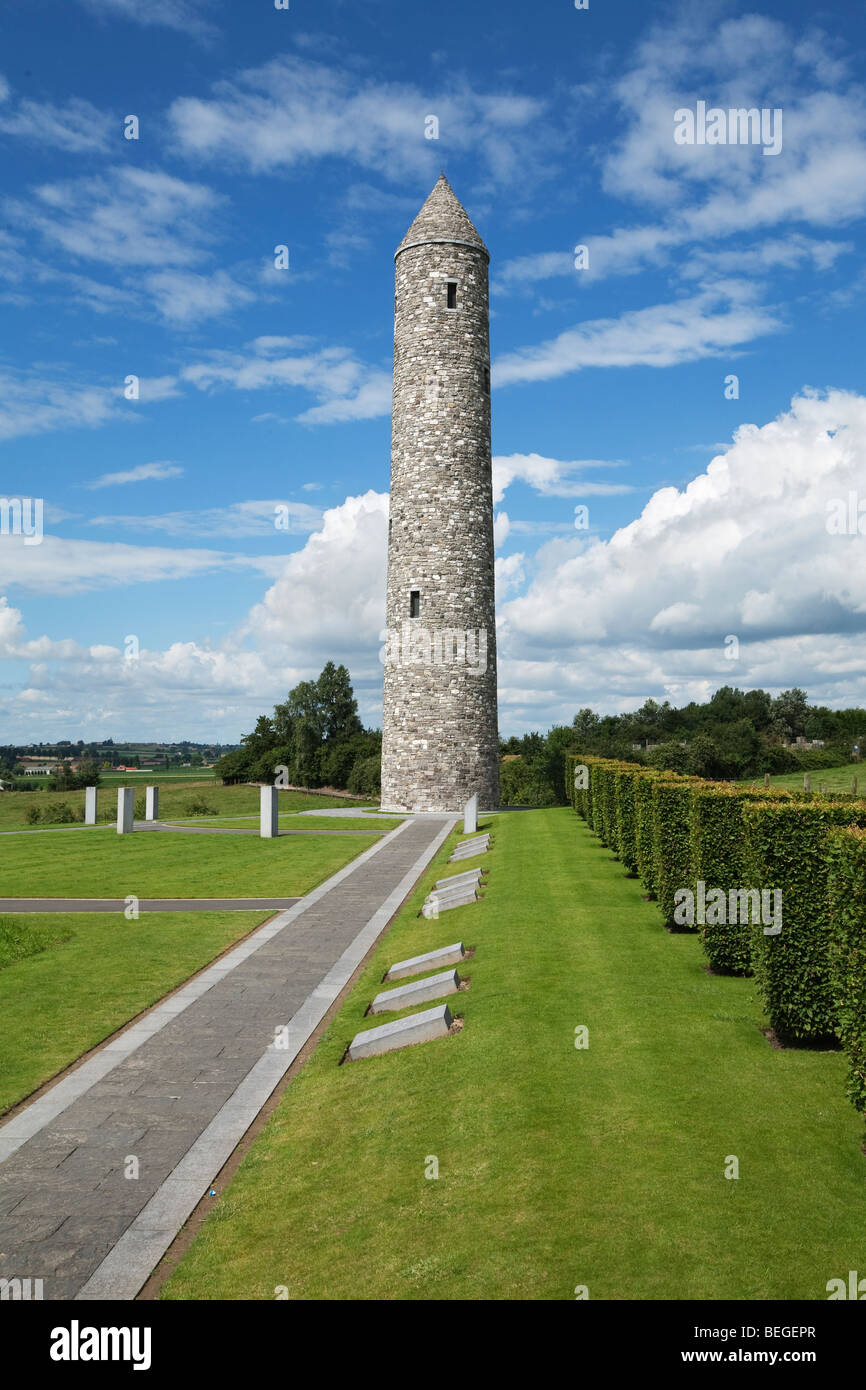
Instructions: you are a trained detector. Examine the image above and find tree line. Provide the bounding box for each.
[215,662,381,797]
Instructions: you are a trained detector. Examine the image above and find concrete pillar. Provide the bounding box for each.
[463,792,478,835]
[84,786,98,825]
[145,785,159,821]
[117,787,134,835]
[260,785,278,838]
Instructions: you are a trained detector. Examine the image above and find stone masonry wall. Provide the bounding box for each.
[380,237,500,812]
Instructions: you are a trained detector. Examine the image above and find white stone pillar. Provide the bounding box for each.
[145,785,159,821]
[260,785,278,838]
[463,792,478,835]
[84,786,98,825]
[117,787,134,835]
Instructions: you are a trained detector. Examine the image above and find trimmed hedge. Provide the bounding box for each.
[744,799,866,1041]
[567,751,866,1133]
[827,826,866,1115]
[634,772,659,898]
[690,784,792,975]
[591,761,617,849]
[613,768,639,876]
[652,777,695,928]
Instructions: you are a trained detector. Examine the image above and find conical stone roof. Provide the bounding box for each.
[396,174,488,258]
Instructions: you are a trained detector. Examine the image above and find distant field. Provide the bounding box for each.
[98,768,217,786]
[0,782,375,829]
[741,761,864,792]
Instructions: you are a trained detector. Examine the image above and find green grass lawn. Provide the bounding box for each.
[173,815,404,832]
[0,783,374,830]
[0,827,384,899]
[0,910,271,1115]
[747,761,864,793]
[161,808,866,1301]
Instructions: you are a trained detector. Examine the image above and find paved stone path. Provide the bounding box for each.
[0,814,455,1300]
[0,898,301,914]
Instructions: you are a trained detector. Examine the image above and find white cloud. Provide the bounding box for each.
[84,461,184,490]
[168,55,549,186]
[0,81,112,152]
[495,389,866,725]
[77,0,216,40]
[87,499,324,537]
[0,494,390,738]
[0,535,282,596]
[8,168,222,269]
[181,340,392,426]
[6,394,866,739]
[494,285,784,388]
[0,369,121,442]
[492,453,631,505]
[494,14,866,293]
[145,268,255,325]
[242,492,388,669]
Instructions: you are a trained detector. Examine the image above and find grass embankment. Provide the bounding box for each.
[748,762,864,793]
[0,784,374,830]
[161,808,865,1301]
[0,828,384,898]
[0,910,271,1114]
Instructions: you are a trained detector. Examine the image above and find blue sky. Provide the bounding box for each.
[1,0,865,742]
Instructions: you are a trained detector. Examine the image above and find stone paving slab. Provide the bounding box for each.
[0,812,456,1301]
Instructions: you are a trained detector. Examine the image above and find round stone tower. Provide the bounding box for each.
[380,175,500,813]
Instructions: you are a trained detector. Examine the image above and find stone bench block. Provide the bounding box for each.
[435,869,482,890]
[427,880,477,900]
[457,836,489,849]
[449,844,488,862]
[386,942,465,981]
[421,888,478,917]
[348,1004,453,1060]
[370,967,460,1014]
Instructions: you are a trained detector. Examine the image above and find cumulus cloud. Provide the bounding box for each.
[6,395,866,738]
[496,388,866,726]
[242,491,388,673]
[0,493,390,738]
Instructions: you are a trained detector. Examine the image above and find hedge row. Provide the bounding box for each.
[744,800,866,1042]
[565,751,866,1119]
[827,827,866,1114]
